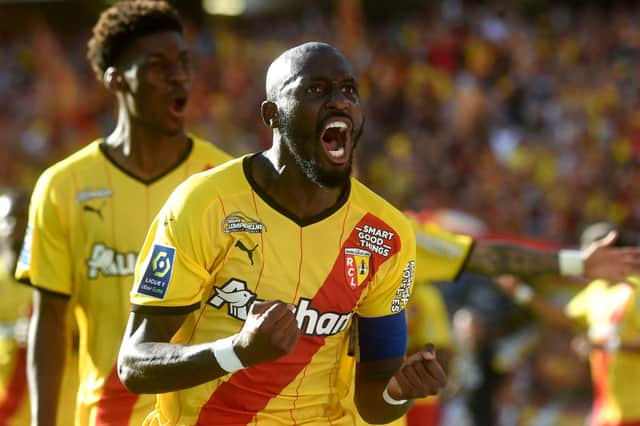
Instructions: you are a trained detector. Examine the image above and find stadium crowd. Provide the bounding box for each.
[2,1,640,425]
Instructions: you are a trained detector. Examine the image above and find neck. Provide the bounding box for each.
[103,106,189,180]
[251,147,347,222]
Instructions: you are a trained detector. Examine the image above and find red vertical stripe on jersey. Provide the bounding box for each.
[197,213,401,425]
[0,346,27,425]
[591,287,633,426]
[94,365,140,425]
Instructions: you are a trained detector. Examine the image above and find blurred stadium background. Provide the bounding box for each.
[3,0,640,425]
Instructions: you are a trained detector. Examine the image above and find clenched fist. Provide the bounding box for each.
[385,344,447,400]
[233,300,301,367]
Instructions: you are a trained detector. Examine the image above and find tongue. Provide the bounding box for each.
[322,128,341,151]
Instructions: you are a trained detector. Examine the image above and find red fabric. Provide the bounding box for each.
[0,346,28,426]
[406,399,441,426]
[94,365,140,425]
[197,213,401,425]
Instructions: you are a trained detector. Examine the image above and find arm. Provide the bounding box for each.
[494,275,578,331]
[468,232,640,282]
[353,314,446,424]
[28,291,69,426]
[118,300,300,394]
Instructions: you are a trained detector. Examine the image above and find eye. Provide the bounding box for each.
[342,85,358,96]
[306,85,323,95]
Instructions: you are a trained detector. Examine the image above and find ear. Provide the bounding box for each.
[261,101,279,128]
[103,67,125,92]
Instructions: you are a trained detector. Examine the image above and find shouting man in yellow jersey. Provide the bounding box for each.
[15,2,230,426]
[117,42,446,425]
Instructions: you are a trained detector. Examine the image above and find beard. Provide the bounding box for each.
[279,115,362,189]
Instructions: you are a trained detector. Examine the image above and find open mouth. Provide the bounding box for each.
[320,118,351,164]
[169,96,188,117]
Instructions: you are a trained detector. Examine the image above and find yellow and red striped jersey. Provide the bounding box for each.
[15,137,230,426]
[566,276,640,425]
[130,155,417,426]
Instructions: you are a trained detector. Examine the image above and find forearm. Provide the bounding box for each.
[28,296,68,426]
[118,340,229,394]
[355,358,411,424]
[468,242,561,277]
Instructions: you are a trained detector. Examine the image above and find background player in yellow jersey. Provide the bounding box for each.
[14,2,231,425]
[496,222,640,426]
[116,42,447,425]
[0,188,79,426]
[347,212,640,426]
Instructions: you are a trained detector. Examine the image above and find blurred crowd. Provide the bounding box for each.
[3,1,640,425]
[4,1,640,244]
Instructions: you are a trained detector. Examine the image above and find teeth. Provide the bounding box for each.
[324,121,348,132]
[328,147,345,158]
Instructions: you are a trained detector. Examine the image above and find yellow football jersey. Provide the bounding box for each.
[566,276,640,425]
[15,137,231,426]
[130,155,417,426]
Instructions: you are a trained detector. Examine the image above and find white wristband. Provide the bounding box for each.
[382,387,408,406]
[559,249,584,276]
[513,283,534,305]
[213,335,245,373]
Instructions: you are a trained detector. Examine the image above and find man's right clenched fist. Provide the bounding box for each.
[233,300,301,367]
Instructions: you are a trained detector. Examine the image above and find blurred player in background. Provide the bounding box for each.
[0,188,78,426]
[0,189,32,425]
[14,1,231,425]
[496,222,640,426]
[346,209,640,426]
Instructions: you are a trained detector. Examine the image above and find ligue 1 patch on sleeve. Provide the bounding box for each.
[137,244,176,299]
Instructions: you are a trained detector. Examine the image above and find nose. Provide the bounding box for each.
[326,86,349,111]
[168,62,190,85]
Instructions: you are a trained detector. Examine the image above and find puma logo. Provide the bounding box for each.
[235,240,259,265]
[83,202,105,220]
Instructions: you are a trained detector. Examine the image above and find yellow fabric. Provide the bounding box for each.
[131,156,416,425]
[0,253,78,426]
[410,219,473,283]
[15,137,230,426]
[565,276,640,424]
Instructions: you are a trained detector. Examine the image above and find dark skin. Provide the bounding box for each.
[117,43,446,424]
[465,231,640,282]
[29,29,194,426]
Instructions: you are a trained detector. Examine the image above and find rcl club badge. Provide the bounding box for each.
[344,248,371,289]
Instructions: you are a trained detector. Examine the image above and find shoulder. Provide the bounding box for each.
[350,179,414,241]
[33,140,103,197]
[166,156,249,217]
[190,136,233,164]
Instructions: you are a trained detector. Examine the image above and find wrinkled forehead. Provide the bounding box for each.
[266,44,355,98]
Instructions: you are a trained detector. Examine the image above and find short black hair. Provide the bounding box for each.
[87,0,183,80]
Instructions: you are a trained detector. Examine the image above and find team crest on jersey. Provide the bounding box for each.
[75,188,113,204]
[344,248,371,289]
[137,244,175,299]
[222,212,265,234]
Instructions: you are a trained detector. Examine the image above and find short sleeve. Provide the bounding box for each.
[15,168,72,297]
[130,187,217,313]
[356,221,416,318]
[412,219,474,283]
[565,280,601,325]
